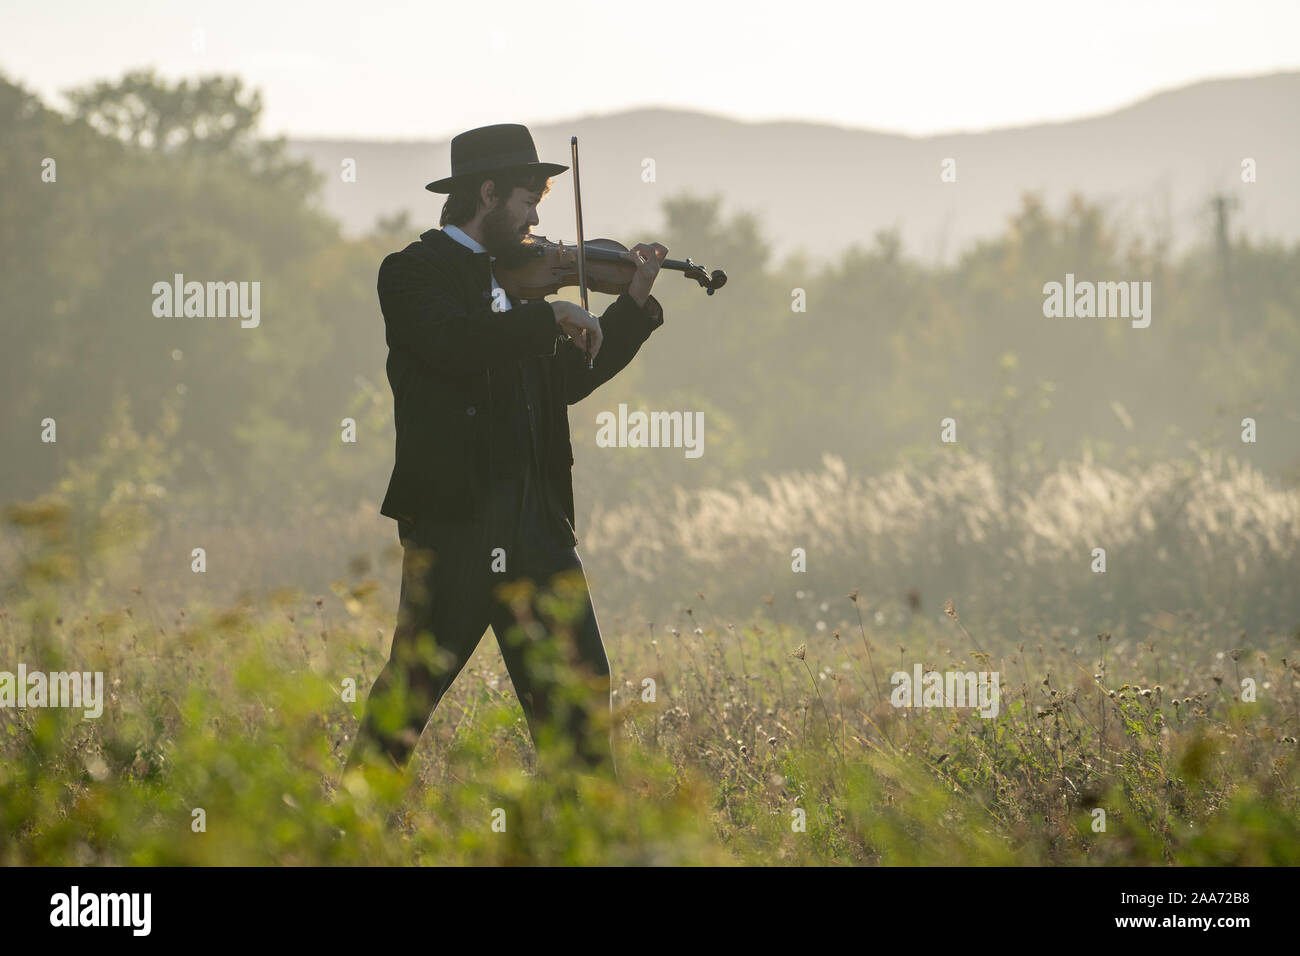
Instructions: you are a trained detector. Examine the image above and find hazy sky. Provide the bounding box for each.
[3,0,1297,139]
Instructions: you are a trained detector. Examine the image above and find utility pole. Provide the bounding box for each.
[1209,192,1239,344]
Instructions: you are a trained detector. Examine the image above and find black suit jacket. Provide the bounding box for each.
[377,227,664,532]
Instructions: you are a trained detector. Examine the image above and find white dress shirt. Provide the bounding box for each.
[441,223,512,312]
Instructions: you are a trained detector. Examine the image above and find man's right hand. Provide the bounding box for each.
[550,300,603,362]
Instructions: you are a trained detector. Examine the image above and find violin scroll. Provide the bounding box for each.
[682,257,727,295]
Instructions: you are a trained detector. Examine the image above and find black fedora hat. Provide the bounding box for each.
[425,123,568,193]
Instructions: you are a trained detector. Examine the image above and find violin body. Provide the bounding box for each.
[495,234,727,300]
[496,236,634,299]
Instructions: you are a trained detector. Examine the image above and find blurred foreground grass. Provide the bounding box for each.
[2,560,1297,865]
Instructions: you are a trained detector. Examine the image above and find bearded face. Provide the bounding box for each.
[480,184,543,269]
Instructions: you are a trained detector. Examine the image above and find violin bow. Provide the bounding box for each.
[570,135,594,369]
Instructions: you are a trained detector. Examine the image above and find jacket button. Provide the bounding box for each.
[466,406,477,417]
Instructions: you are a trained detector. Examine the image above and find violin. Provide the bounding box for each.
[494,235,728,301]
[500,135,726,368]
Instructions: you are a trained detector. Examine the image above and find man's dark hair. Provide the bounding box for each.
[440,169,553,226]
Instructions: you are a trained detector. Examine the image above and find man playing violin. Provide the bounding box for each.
[348,123,667,780]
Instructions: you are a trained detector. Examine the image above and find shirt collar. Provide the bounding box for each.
[441,224,493,261]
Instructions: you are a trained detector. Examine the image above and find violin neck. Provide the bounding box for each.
[582,245,691,274]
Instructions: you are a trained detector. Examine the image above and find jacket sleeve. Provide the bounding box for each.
[559,291,664,405]
[378,250,560,376]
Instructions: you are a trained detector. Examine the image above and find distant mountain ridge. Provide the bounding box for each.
[286,72,1300,264]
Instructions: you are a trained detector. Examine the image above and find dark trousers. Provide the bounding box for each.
[348,474,613,775]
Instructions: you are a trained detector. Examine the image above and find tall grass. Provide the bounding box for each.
[2,452,1297,865]
[584,449,1300,632]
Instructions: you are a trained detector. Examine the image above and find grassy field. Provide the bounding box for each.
[3,451,1299,865]
[2,560,1298,864]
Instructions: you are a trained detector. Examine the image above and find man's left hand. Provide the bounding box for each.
[624,242,668,309]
